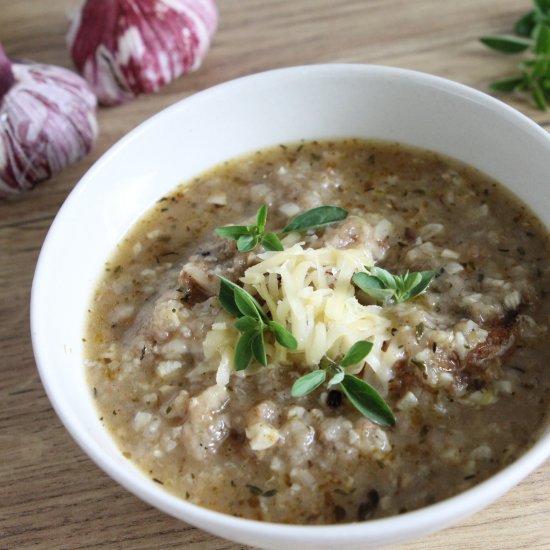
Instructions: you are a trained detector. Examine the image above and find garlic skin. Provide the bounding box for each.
[67,0,218,105]
[0,46,98,198]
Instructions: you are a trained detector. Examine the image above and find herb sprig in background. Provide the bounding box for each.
[480,0,550,110]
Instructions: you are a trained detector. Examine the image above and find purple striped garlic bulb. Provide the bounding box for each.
[0,45,98,198]
[67,0,218,106]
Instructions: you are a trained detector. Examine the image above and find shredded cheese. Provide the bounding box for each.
[205,243,401,386]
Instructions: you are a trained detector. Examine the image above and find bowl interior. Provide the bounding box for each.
[31,64,550,550]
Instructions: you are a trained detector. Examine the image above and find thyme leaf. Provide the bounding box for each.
[326,368,345,387]
[480,35,532,54]
[234,285,263,320]
[340,340,374,367]
[237,233,259,252]
[234,315,258,332]
[256,204,268,231]
[340,374,395,427]
[213,225,249,240]
[291,369,327,396]
[217,276,266,320]
[218,277,243,317]
[268,320,298,349]
[261,231,284,251]
[281,205,348,234]
[234,329,257,371]
[251,331,267,367]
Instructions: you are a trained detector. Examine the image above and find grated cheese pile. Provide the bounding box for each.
[204,243,404,386]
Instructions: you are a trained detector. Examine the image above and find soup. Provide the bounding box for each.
[85,139,550,524]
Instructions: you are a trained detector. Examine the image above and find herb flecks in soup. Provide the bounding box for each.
[86,140,550,524]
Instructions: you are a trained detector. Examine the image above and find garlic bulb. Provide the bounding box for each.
[67,0,218,105]
[0,45,98,198]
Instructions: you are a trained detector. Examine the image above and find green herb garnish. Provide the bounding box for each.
[218,276,264,319]
[292,369,328,395]
[291,340,395,427]
[281,205,348,234]
[352,266,435,306]
[217,276,297,371]
[215,205,283,252]
[214,204,348,252]
[339,374,395,427]
[339,340,374,367]
[480,0,550,110]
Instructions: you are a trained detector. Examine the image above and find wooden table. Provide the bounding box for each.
[1,1,549,548]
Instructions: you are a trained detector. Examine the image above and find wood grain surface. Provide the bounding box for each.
[1,1,549,548]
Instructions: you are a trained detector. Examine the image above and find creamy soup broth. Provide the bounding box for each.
[85,140,550,524]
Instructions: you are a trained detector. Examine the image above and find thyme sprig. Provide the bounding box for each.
[217,276,297,371]
[214,205,348,253]
[480,0,550,110]
[291,341,395,427]
[215,205,283,252]
[352,266,435,306]
[280,205,348,234]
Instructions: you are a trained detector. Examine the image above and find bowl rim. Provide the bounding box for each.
[31,63,550,547]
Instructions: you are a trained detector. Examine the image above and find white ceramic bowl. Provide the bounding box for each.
[31,64,550,549]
